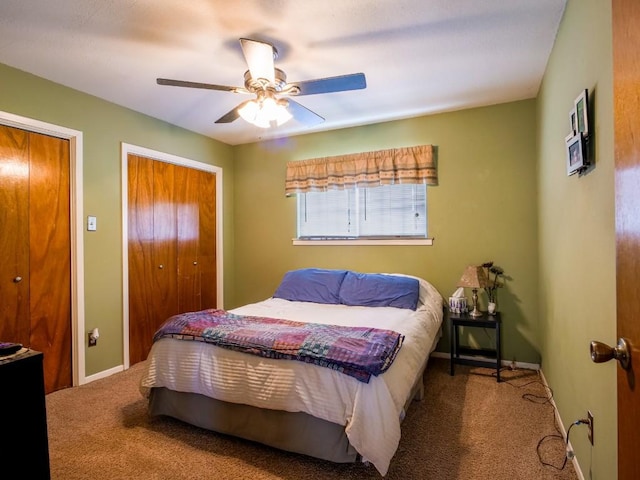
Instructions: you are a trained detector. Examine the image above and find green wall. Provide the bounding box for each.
[0,63,235,375]
[537,0,616,478]
[233,100,541,364]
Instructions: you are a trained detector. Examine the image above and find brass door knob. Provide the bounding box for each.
[590,338,631,370]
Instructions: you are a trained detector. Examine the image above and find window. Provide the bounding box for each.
[286,145,436,244]
[296,183,427,239]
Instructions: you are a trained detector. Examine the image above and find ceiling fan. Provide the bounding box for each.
[157,38,366,129]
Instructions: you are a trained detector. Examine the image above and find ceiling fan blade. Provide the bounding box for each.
[288,73,366,96]
[214,101,253,124]
[157,78,247,93]
[239,38,275,83]
[286,99,324,126]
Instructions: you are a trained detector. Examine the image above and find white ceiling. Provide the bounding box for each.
[0,0,566,146]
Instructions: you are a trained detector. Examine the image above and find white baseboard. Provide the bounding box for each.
[81,364,124,384]
[430,351,540,371]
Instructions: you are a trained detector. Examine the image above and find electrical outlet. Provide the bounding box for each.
[587,410,594,445]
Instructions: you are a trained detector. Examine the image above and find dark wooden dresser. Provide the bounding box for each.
[0,349,51,479]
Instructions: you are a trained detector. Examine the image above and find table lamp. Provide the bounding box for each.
[457,265,488,317]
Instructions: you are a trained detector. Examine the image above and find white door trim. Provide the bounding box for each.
[0,110,85,386]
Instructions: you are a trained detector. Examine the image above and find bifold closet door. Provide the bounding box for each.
[152,161,180,324]
[128,155,217,365]
[177,166,217,313]
[29,131,71,394]
[128,154,156,365]
[197,168,217,310]
[0,125,71,394]
[0,126,30,345]
[176,164,200,313]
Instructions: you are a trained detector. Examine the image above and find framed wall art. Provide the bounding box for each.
[574,89,589,136]
[566,132,586,176]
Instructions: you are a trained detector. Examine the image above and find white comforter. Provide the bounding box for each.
[140,278,443,476]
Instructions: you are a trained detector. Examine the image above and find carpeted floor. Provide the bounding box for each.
[45,357,578,479]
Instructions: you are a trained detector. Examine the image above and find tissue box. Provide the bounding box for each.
[449,296,468,314]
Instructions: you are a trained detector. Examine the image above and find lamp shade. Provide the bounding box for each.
[457,265,488,289]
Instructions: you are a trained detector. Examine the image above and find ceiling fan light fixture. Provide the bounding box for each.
[157,38,364,128]
[238,93,292,128]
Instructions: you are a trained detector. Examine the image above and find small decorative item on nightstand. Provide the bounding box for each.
[448,287,467,314]
[448,296,468,314]
[457,265,488,317]
[481,261,505,315]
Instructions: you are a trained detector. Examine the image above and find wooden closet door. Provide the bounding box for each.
[128,157,181,364]
[198,169,217,309]
[176,165,201,313]
[28,132,71,393]
[0,126,71,394]
[127,155,179,365]
[152,161,180,322]
[0,126,30,345]
[128,155,217,365]
[176,167,217,312]
[128,155,156,365]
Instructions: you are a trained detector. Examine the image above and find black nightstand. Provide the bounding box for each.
[0,349,50,478]
[449,311,502,382]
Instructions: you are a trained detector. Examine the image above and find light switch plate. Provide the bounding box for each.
[87,215,97,231]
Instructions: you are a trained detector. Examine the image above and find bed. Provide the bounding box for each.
[139,269,444,476]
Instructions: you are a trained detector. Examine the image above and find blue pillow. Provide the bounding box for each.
[273,268,348,304]
[338,272,420,310]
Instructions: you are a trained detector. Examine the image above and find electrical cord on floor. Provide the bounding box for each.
[490,367,581,470]
[490,368,554,405]
[536,431,567,470]
[536,419,588,470]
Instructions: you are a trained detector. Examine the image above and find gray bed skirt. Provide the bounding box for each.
[147,353,429,465]
[148,386,360,463]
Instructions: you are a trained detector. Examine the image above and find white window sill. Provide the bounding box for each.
[292,238,434,246]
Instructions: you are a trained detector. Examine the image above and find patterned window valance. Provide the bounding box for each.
[285,144,437,196]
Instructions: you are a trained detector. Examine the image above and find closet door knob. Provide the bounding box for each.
[13,276,22,283]
[193,261,198,266]
[158,264,164,269]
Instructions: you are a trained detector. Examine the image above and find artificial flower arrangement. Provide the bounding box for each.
[481,261,505,305]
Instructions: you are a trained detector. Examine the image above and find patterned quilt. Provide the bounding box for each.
[153,308,404,383]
